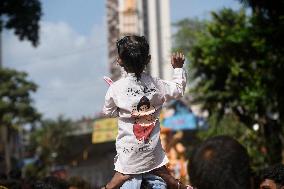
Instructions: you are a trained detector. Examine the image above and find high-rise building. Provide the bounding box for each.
[106,0,120,80]
[106,0,172,81]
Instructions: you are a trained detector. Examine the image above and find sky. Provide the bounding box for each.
[3,0,242,120]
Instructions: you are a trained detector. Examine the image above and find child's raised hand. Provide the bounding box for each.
[171,52,185,68]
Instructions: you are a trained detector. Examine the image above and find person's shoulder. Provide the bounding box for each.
[111,77,128,88]
[148,75,164,86]
[142,72,161,82]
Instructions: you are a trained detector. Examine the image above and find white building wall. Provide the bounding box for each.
[137,0,144,35]
[158,0,172,80]
[118,0,124,34]
[146,0,160,78]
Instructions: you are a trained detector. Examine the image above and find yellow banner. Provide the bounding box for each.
[92,118,118,144]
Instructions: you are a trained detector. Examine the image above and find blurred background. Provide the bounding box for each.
[0,0,283,188]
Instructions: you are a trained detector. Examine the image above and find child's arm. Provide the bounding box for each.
[160,52,187,102]
[102,86,119,117]
[151,166,193,189]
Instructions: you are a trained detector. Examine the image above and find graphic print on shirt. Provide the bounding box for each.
[126,85,156,97]
[131,96,157,143]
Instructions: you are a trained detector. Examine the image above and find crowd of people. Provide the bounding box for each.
[1,135,284,189]
[160,129,189,184]
[161,132,284,189]
[190,136,284,189]
[0,172,95,189]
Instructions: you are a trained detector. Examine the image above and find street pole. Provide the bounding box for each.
[0,30,2,68]
[0,25,10,174]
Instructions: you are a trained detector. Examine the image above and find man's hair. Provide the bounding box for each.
[189,135,251,189]
[260,164,284,186]
[116,35,150,80]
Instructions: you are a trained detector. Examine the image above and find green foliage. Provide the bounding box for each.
[0,0,42,46]
[188,9,260,118]
[173,18,207,54]
[0,68,40,126]
[27,116,74,178]
[174,6,284,168]
[172,18,207,84]
[198,113,268,170]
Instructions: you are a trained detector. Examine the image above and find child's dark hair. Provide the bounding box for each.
[116,35,150,80]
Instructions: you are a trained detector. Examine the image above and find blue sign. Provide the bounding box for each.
[162,100,197,130]
[162,113,197,130]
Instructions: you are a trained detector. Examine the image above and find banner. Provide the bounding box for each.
[162,113,197,130]
[92,118,118,144]
[161,100,197,130]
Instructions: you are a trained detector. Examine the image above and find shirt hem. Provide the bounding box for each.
[114,159,169,175]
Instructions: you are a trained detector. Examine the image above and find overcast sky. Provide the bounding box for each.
[3,0,241,120]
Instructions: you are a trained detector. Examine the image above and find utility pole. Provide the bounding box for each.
[0,21,10,174]
[0,30,2,68]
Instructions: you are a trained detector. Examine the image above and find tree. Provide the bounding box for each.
[0,0,42,174]
[26,116,73,178]
[174,7,284,167]
[173,18,207,54]
[238,0,284,40]
[0,0,42,46]
[237,0,284,126]
[0,68,41,173]
[198,113,268,170]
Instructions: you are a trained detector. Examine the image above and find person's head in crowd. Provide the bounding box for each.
[68,176,91,189]
[189,135,251,189]
[259,164,284,189]
[175,142,186,156]
[32,176,69,189]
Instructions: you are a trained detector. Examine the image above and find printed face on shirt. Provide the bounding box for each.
[132,96,157,142]
[131,96,156,117]
[139,105,150,112]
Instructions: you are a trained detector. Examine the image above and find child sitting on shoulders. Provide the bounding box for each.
[102,35,192,189]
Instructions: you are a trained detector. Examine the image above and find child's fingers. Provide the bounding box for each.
[173,52,177,59]
[175,52,182,59]
[172,53,177,61]
[172,52,185,63]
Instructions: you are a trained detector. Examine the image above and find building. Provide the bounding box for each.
[106,0,120,80]
[106,0,172,81]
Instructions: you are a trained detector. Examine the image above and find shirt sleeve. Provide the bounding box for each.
[102,86,119,117]
[159,68,187,102]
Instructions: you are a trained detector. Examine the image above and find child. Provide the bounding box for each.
[102,35,192,189]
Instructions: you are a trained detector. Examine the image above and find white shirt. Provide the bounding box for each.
[103,68,187,174]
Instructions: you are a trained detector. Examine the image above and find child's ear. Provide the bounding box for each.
[117,58,123,66]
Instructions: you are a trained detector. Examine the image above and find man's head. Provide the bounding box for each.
[259,164,284,189]
[189,135,251,189]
